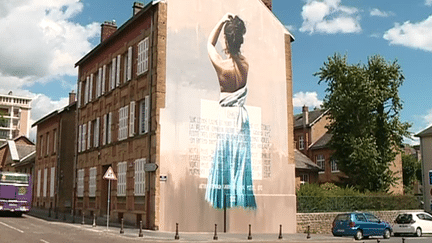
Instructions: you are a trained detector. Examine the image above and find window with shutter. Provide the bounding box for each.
[117,162,127,197]
[129,101,135,137]
[116,54,121,86]
[134,158,145,196]
[84,77,89,104]
[102,65,106,95]
[77,169,84,197]
[50,167,55,198]
[127,46,132,81]
[82,123,87,151]
[43,168,47,197]
[108,112,112,144]
[137,37,149,75]
[89,167,97,197]
[97,68,102,98]
[102,114,107,146]
[89,74,93,102]
[110,58,116,90]
[87,121,91,149]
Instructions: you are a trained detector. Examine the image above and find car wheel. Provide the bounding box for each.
[415,227,422,237]
[354,230,363,240]
[383,229,391,239]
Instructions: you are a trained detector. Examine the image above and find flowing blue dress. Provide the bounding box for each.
[205,87,257,209]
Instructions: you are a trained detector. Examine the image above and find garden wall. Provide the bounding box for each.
[296,210,424,234]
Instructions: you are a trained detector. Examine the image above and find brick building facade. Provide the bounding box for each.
[74,0,296,233]
[32,93,76,215]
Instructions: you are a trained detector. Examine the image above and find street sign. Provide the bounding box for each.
[144,163,158,172]
[103,166,117,180]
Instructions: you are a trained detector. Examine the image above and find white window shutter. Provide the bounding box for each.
[137,41,142,74]
[94,117,100,147]
[97,68,102,98]
[144,95,149,133]
[144,37,149,73]
[77,82,82,108]
[87,121,91,149]
[102,65,106,95]
[129,101,135,137]
[102,114,107,146]
[82,123,87,151]
[111,58,116,90]
[78,125,82,153]
[84,77,89,104]
[127,46,132,81]
[89,74,93,101]
[108,112,112,144]
[116,54,121,87]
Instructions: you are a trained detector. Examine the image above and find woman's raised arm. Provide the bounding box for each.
[207,13,232,69]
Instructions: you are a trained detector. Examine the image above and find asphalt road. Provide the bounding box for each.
[1,211,431,243]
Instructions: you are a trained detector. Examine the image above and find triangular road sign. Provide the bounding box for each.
[103,166,117,180]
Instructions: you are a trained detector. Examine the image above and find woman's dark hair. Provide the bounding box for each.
[224,16,246,56]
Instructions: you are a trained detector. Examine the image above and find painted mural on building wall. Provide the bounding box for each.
[161,0,291,220]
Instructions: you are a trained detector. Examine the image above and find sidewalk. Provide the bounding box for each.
[27,208,353,242]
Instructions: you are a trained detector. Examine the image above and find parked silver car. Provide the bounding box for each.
[393,212,432,237]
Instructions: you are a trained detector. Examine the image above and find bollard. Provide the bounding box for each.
[213,224,218,240]
[92,214,96,227]
[81,212,85,225]
[248,224,252,240]
[120,218,124,234]
[174,223,180,240]
[72,210,75,223]
[402,238,405,243]
[376,239,380,243]
[278,224,283,240]
[306,225,311,239]
[48,207,52,217]
[55,209,58,219]
[63,211,66,221]
[139,220,143,237]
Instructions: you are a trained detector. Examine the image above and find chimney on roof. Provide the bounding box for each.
[133,2,144,15]
[261,0,272,11]
[302,105,309,127]
[69,90,76,105]
[100,20,117,42]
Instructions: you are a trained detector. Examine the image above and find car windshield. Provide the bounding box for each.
[335,214,351,221]
[395,214,413,224]
[0,173,29,184]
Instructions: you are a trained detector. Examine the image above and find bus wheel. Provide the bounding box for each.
[15,212,23,217]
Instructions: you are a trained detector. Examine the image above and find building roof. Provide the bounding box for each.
[32,101,76,127]
[310,133,332,150]
[294,108,328,128]
[75,1,156,67]
[415,125,432,137]
[295,149,322,171]
[0,136,34,150]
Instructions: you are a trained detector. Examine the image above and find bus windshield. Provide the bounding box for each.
[0,173,29,184]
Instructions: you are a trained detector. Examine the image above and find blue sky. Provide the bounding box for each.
[1,0,431,144]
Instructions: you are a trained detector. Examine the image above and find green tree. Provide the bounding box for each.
[315,53,411,192]
[402,153,421,194]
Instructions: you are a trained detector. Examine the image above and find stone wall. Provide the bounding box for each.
[297,210,423,234]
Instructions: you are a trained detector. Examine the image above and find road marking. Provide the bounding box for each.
[0,221,24,233]
[40,240,50,243]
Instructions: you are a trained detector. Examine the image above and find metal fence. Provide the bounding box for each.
[297,195,424,213]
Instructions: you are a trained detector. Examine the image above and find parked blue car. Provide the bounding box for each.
[332,212,392,240]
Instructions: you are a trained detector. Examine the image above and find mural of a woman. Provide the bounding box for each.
[205,13,257,210]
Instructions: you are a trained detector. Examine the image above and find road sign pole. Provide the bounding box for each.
[107,179,110,230]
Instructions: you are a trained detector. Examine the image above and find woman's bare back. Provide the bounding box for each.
[217,55,249,93]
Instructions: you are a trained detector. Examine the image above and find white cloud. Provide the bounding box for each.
[423,108,432,126]
[370,8,394,17]
[0,0,99,79]
[383,15,432,52]
[300,0,361,34]
[28,94,70,142]
[426,0,432,6]
[0,0,96,141]
[285,25,296,32]
[293,92,323,108]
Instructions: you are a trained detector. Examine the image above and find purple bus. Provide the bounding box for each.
[0,172,32,216]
